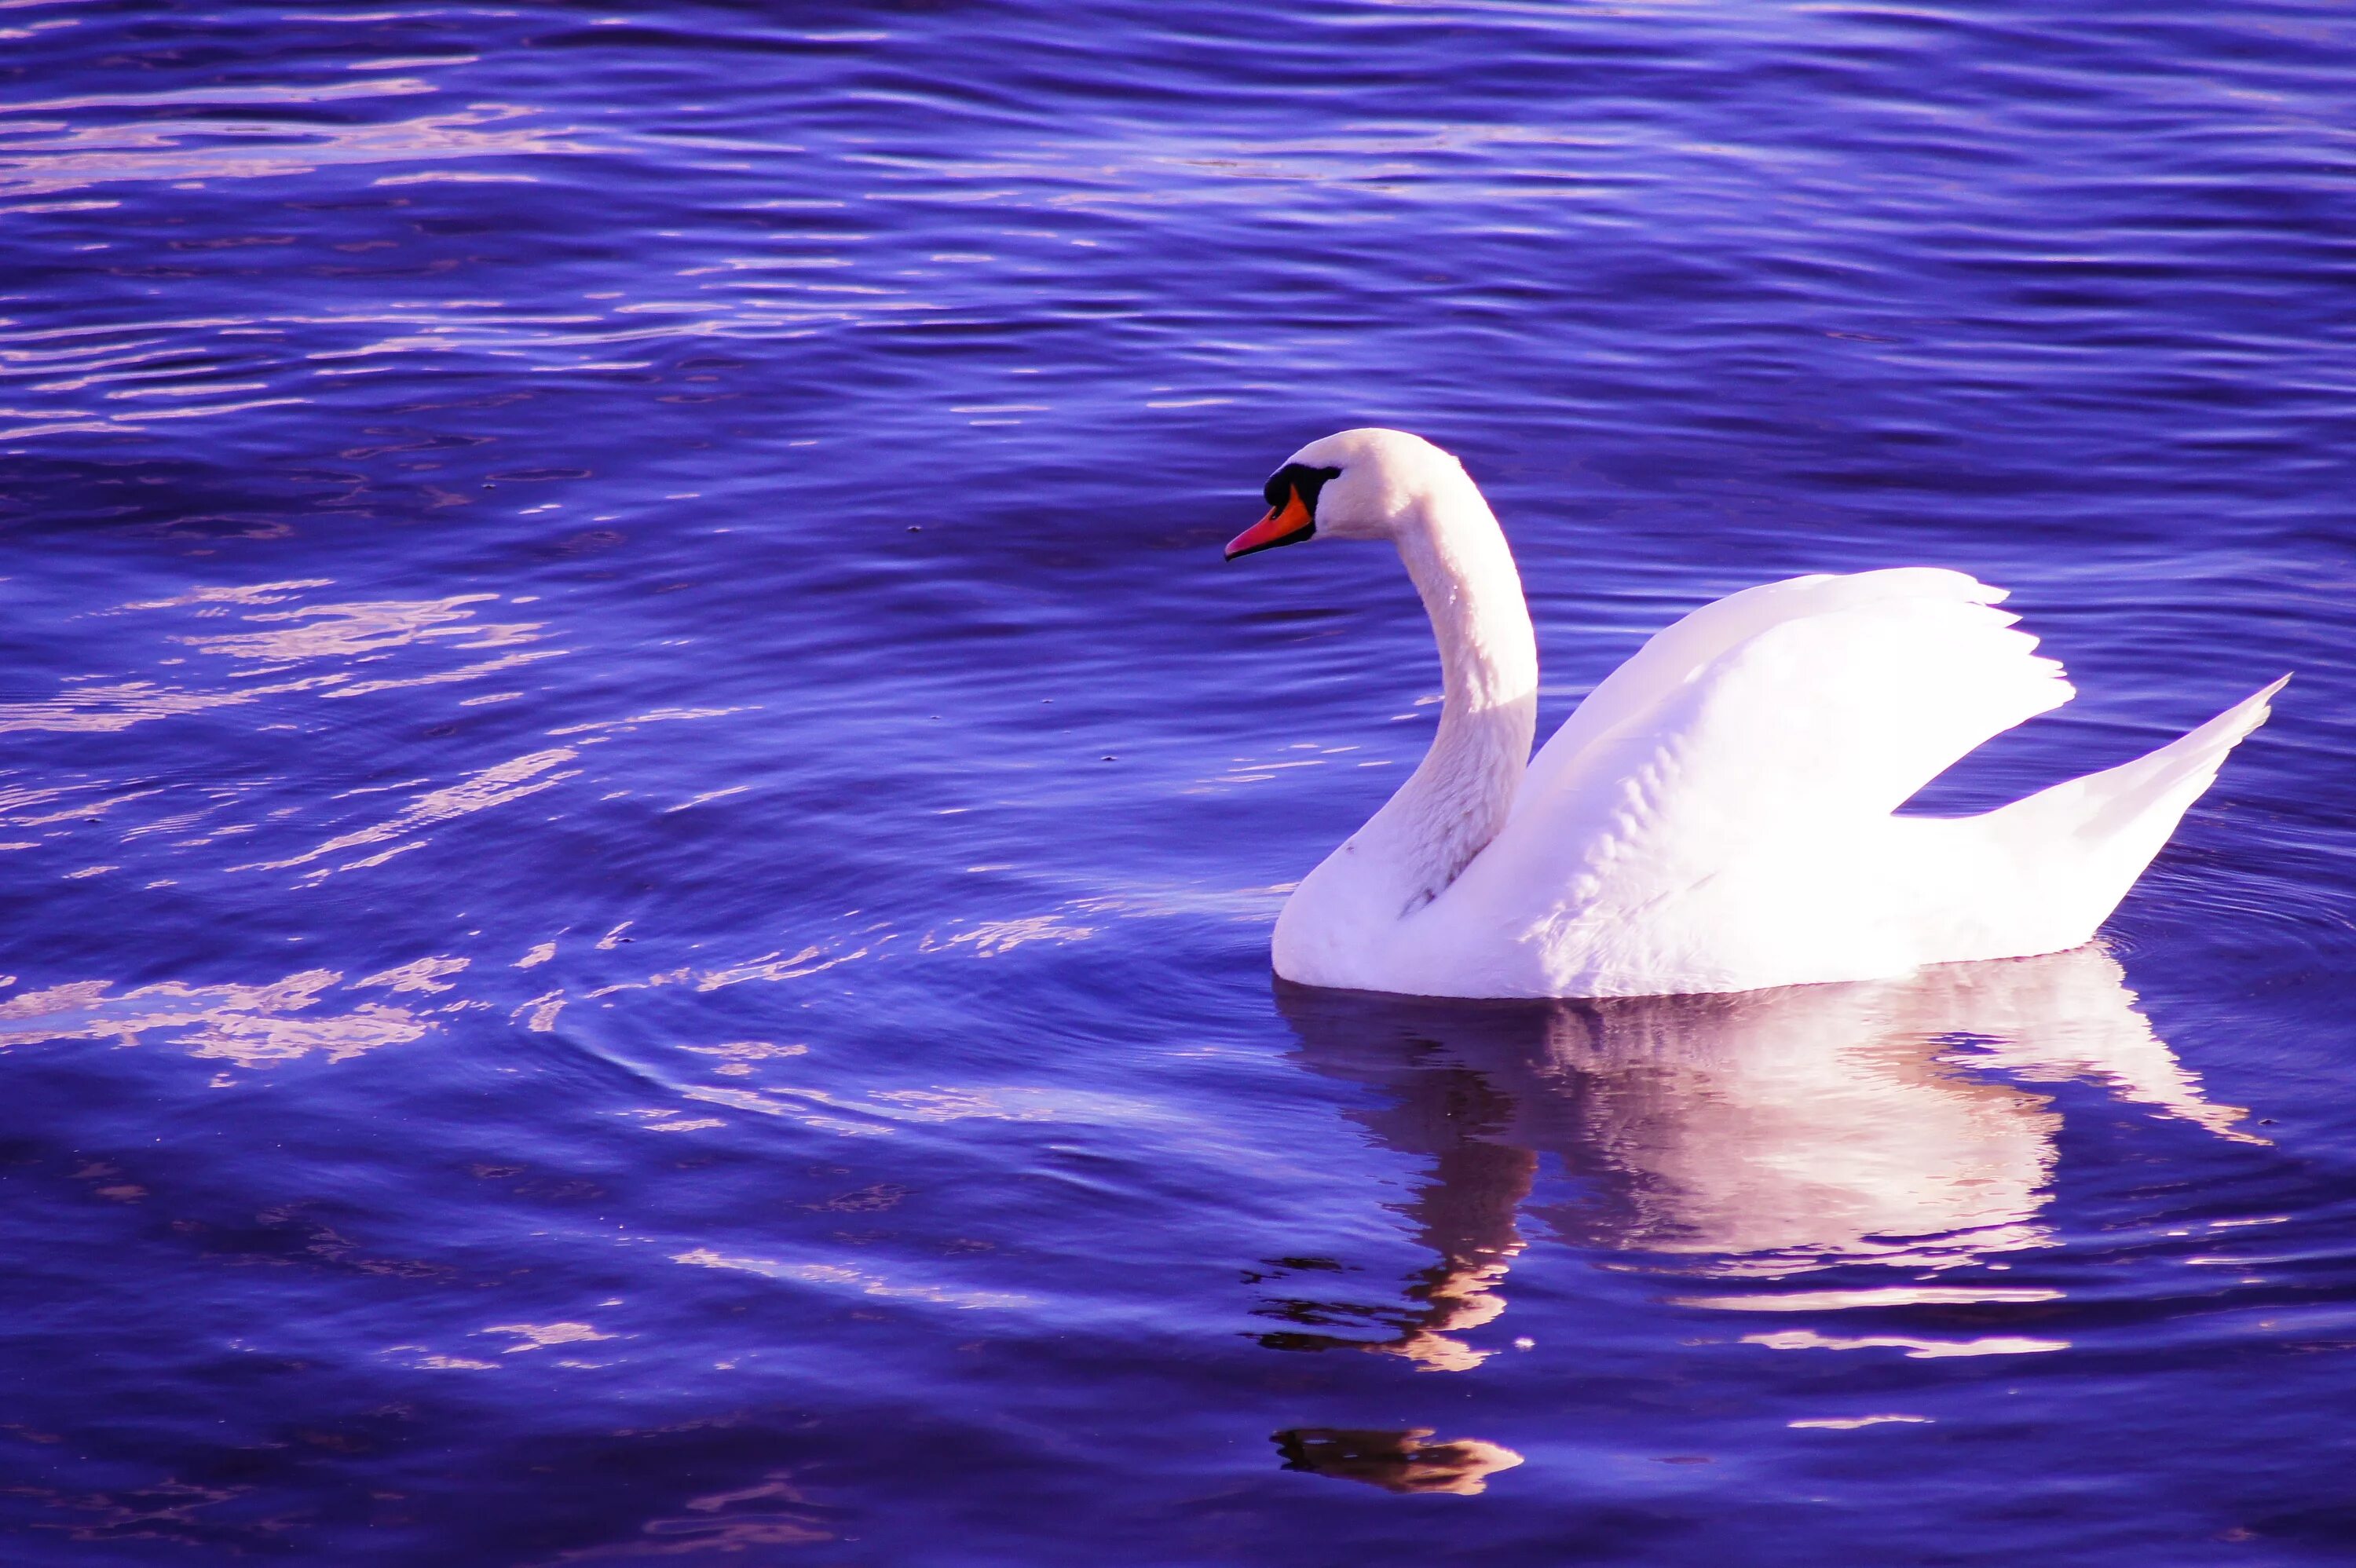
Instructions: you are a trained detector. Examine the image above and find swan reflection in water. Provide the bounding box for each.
[1265,946,2259,1373]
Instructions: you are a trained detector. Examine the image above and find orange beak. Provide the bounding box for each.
[1224,488,1315,560]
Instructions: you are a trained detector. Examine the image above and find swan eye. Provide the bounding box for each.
[1262,463,1342,515]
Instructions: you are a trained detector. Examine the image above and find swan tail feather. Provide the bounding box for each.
[1971,675,2286,949]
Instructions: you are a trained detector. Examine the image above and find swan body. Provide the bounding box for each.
[1226,428,2283,1000]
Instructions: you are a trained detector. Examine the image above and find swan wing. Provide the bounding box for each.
[1514,568,2064,816]
[1422,570,2075,993]
[1517,567,2069,834]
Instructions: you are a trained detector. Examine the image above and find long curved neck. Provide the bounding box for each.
[1355,468,1538,912]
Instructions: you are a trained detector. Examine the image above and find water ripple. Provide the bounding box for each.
[0,2,2350,1563]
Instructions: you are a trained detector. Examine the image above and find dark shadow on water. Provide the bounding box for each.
[1268,946,2257,1371]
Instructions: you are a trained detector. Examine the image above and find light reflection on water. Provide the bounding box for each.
[2,1,2352,1563]
[1271,947,2251,1371]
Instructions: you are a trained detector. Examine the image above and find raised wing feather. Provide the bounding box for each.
[1454,570,2073,946]
[1513,568,2060,821]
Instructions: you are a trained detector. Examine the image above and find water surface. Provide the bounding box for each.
[3,2,2354,1563]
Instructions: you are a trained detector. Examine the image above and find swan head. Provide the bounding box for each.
[1225,428,1463,560]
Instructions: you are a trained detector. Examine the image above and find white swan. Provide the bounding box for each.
[1226,427,2284,999]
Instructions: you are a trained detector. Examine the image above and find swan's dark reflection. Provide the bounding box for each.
[1270,946,2256,1371]
[1271,1427,1525,1496]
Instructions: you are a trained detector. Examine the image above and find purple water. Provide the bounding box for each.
[2,2,2353,1562]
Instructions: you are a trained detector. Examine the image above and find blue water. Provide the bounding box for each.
[3,2,2354,1562]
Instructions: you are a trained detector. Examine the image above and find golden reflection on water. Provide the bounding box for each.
[551,1470,836,1559]
[0,671,347,736]
[1272,1427,1525,1497]
[0,967,437,1068]
[1275,947,2257,1368]
[0,924,1024,1156]
[0,97,591,202]
[0,578,595,891]
[175,590,515,658]
[246,746,581,881]
[0,581,560,751]
[671,1248,1030,1310]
